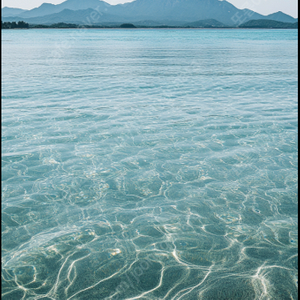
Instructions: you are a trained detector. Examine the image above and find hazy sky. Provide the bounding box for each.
[2,0,298,18]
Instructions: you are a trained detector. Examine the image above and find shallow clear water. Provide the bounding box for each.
[1,29,298,300]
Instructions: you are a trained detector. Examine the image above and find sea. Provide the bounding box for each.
[1,28,298,300]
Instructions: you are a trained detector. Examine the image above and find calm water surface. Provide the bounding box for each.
[1,29,298,299]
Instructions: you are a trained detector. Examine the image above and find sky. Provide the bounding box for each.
[1,0,298,18]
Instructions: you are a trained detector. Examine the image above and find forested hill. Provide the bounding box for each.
[239,19,298,29]
[2,21,29,29]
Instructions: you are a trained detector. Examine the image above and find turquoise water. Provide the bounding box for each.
[2,29,298,299]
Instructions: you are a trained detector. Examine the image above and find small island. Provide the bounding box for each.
[120,23,137,28]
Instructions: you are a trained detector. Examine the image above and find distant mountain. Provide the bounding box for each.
[2,7,27,17]
[239,19,298,29]
[16,3,61,18]
[16,0,110,18]
[109,0,261,26]
[1,0,298,27]
[262,11,297,23]
[2,8,124,25]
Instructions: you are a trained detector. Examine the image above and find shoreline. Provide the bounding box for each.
[2,27,298,30]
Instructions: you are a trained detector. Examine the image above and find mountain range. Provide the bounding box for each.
[2,0,298,27]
